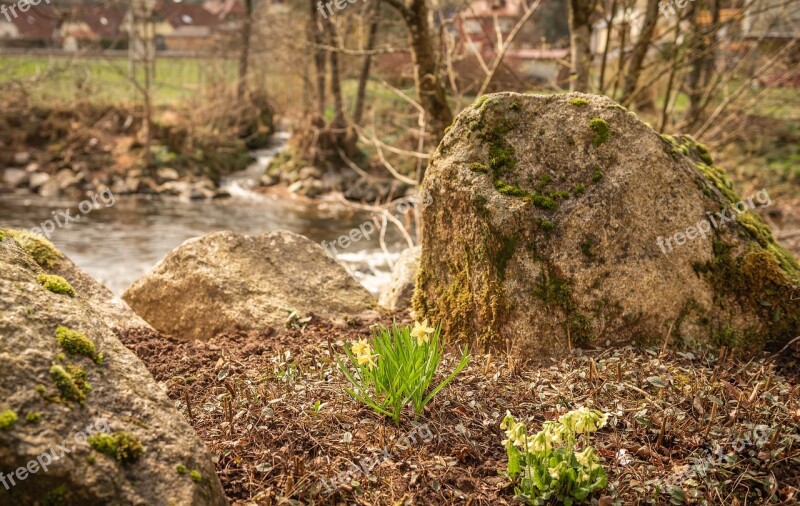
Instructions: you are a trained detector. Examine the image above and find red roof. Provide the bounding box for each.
[156,1,234,28]
[4,5,59,41]
[69,4,127,38]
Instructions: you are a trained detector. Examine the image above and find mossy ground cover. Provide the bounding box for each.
[119,317,800,505]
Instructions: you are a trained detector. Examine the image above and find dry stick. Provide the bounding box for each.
[660,320,676,357]
[476,0,543,97]
[769,335,800,360]
[704,402,718,437]
[184,388,194,424]
[656,414,668,448]
[336,145,374,181]
[378,214,395,270]
[352,124,430,159]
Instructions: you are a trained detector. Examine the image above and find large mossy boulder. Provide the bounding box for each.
[123,231,375,340]
[412,92,799,357]
[0,230,226,505]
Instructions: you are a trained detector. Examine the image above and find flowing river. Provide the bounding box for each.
[0,134,408,297]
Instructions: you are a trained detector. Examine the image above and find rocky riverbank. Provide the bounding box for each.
[0,96,273,201]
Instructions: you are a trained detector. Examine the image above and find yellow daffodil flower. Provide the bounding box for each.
[351,339,378,370]
[410,319,435,345]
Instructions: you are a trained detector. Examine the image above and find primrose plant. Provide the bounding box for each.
[502,407,609,505]
[339,320,470,426]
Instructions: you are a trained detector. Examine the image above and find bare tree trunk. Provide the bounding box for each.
[685,0,720,127]
[237,0,253,102]
[353,0,381,126]
[309,0,326,118]
[659,16,683,133]
[323,20,346,129]
[567,0,597,92]
[612,17,626,98]
[598,0,616,93]
[620,0,659,106]
[385,0,453,144]
[684,0,704,127]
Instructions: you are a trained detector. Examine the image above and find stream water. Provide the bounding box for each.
[0,134,407,296]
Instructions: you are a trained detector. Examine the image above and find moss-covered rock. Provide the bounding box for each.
[413,92,799,357]
[0,235,227,504]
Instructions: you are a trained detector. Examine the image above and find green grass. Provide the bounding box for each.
[0,55,237,105]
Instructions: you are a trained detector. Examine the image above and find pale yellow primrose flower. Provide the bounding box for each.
[558,406,608,434]
[410,319,435,345]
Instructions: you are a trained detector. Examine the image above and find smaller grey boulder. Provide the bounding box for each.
[379,246,420,312]
[123,231,375,340]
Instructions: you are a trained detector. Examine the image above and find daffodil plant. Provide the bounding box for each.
[339,320,470,426]
[502,407,609,505]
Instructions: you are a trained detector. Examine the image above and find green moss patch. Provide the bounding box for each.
[42,485,70,506]
[50,364,91,404]
[694,240,799,350]
[589,118,610,147]
[494,180,528,197]
[568,97,589,107]
[88,432,144,464]
[468,162,489,174]
[25,412,41,424]
[0,409,18,430]
[3,229,62,268]
[55,326,97,359]
[527,193,558,211]
[37,274,75,297]
[177,464,188,475]
[591,169,603,182]
[532,262,594,346]
[190,469,203,483]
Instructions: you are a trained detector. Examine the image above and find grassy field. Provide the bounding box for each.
[0,54,242,104]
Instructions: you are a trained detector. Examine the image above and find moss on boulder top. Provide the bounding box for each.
[413,92,799,357]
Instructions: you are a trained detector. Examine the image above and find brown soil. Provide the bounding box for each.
[117,315,800,505]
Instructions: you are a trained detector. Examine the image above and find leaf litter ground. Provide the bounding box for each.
[118,313,800,505]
